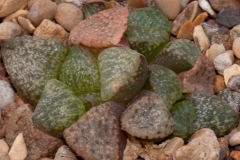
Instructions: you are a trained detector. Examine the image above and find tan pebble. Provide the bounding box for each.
[54,3,83,31]
[179,0,189,8]
[0,21,22,39]
[177,21,194,40]
[155,0,181,20]
[214,51,234,75]
[193,25,210,51]
[192,12,208,27]
[206,43,226,61]
[126,0,146,9]
[54,145,77,160]
[15,93,25,106]
[218,137,229,159]
[223,64,240,85]
[198,0,217,18]
[27,0,37,9]
[34,19,67,42]
[0,0,27,18]
[214,75,226,93]
[3,10,28,22]
[0,152,10,160]
[17,16,36,34]
[0,139,9,154]
[232,37,240,59]
[28,0,57,27]
[230,150,240,160]
[8,133,27,160]
[11,18,19,25]
[229,131,240,146]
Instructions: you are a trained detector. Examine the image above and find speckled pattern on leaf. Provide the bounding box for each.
[153,39,201,74]
[145,65,182,109]
[121,90,174,141]
[32,79,86,137]
[1,36,68,106]
[98,47,148,103]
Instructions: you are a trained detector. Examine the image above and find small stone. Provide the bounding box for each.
[231,151,240,160]
[198,0,216,18]
[34,19,67,43]
[216,9,240,28]
[177,21,193,40]
[27,0,37,9]
[206,43,226,61]
[230,24,240,40]
[229,131,240,146]
[193,25,210,51]
[227,75,240,92]
[0,80,15,110]
[155,0,181,20]
[173,128,221,160]
[27,0,57,27]
[0,139,9,155]
[158,137,184,160]
[209,0,240,12]
[126,0,146,9]
[202,22,219,41]
[218,137,229,160]
[214,51,234,75]
[0,0,27,18]
[2,102,20,121]
[192,12,208,27]
[8,133,27,160]
[3,10,28,22]
[211,26,232,50]
[171,1,201,36]
[0,153,10,160]
[17,16,36,34]
[214,75,226,93]
[224,64,240,85]
[233,37,240,59]
[54,145,77,160]
[218,88,240,111]
[0,21,22,39]
[179,0,189,8]
[54,3,83,31]
[14,93,25,106]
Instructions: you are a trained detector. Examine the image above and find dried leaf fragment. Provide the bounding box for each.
[68,7,129,48]
[179,54,216,94]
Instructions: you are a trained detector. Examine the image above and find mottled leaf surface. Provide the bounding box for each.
[32,79,86,137]
[153,39,201,74]
[2,36,68,106]
[98,47,148,103]
[59,46,100,95]
[145,65,182,109]
[82,3,105,19]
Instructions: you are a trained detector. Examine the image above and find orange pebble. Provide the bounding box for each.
[177,21,194,40]
[192,12,208,27]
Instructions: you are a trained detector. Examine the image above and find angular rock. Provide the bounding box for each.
[17,16,36,34]
[218,137,229,160]
[0,139,9,155]
[206,43,226,61]
[2,102,20,121]
[64,102,126,160]
[0,80,15,110]
[121,90,174,141]
[209,0,240,12]
[177,21,194,40]
[0,21,22,39]
[216,9,240,28]
[55,3,83,31]
[193,25,210,51]
[173,128,221,160]
[155,0,181,20]
[198,0,216,18]
[54,145,77,160]
[231,150,240,160]
[0,0,27,18]
[218,88,240,111]
[223,64,240,85]
[171,1,200,36]
[3,10,28,22]
[214,51,234,75]
[214,75,226,93]
[8,133,27,160]
[5,104,63,160]
[227,75,240,92]
[211,26,232,50]
[27,0,57,27]
[34,19,67,43]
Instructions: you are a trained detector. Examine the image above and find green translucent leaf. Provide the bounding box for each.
[32,79,86,137]
[98,47,148,103]
[2,36,68,106]
[59,46,100,95]
[82,3,105,19]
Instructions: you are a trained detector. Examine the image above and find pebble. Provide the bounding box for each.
[218,88,240,111]
[198,0,216,18]
[193,25,210,51]
[155,0,181,20]
[0,63,6,77]
[174,128,221,160]
[216,9,240,28]
[0,21,22,39]
[17,16,36,34]
[209,0,240,12]
[34,19,67,43]
[229,131,240,146]
[171,1,200,36]
[54,3,83,31]
[0,139,9,155]
[0,0,27,18]
[206,43,226,61]
[178,0,189,9]
[0,153,10,160]
[227,75,240,92]
[27,0,38,9]
[214,51,234,75]
[202,22,219,41]
[230,24,240,40]
[218,137,229,160]
[211,26,232,50]
[8,133,27,160]
[0,80,15,110]
[223,64,240,85]
[27,0,57,27]
[54,145,77,160]
[3,10,28,22]
[231,150,240,160]
[126,0,147,9]
[233,37,240,59]
[214,75,226,93]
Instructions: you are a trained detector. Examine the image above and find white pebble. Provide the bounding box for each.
[206,43,226,61]
[193,25,210,52]
[8,133,27,160]
[0,80,15,110]
[223,64,240,85]
[214,50,234,75]
[198,0,217,18]
[229,131,240,146]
